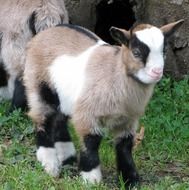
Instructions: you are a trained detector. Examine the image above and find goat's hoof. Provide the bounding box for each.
[36,147,61,177]
[124,173,140,189]
[80,165,102,184]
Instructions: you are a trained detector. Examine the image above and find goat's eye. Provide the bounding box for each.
[132,49,141,58]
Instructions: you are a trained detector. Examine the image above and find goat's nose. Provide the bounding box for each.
[152,68,163,75]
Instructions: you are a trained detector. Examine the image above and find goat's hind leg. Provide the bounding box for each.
[36,112,76,177]
[36,112,62,177]
[52,113,77,166]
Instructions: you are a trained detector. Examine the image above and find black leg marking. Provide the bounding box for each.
[36,113,56,148]
[39,83,77,164]
[37,112,76,165]
[10,77,28,111]
[0,63,8,87]
[79,134,102,172]
[37,112,69,147]
[51,113,70,142]
[36,129,54,148]
[52,113,77,165]
[39,82,60,111]
[36,112,64,177]
[116,135,139,188]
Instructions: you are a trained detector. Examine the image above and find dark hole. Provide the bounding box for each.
[95,0,136,44]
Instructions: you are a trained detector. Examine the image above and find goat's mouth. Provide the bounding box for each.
[147,73,162,81]
[131,69,163,84]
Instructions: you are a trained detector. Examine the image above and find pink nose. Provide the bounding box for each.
[152,68,163,75]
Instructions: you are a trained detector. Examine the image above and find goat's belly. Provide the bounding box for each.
[99,115,129,129]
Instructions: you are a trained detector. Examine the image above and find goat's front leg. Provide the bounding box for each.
[79,133,102,183]
[115,134,139,188]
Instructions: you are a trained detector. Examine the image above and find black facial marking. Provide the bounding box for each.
[0,64,8,87]
[36,112,71,147]
[116,135,139,187]
[79,134,102,172]
[39,82,60,110]
[130,35,150,64]
[57,24,99,42]
[10,77,28,111]
[28,11,36,35]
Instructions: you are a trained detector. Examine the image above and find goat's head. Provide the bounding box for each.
[110,20,184,84]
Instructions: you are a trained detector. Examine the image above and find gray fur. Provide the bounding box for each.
[0,0,68,100]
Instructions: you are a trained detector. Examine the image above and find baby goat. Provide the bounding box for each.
[24,20,183,187]
[0,0,68,109]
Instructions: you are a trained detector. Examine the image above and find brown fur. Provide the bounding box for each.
[73,45,154,137]
[23,21,184,182]
[24,26,100,128]
[24,25,154,139]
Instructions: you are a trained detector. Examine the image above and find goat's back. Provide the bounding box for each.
[26,25,102,66]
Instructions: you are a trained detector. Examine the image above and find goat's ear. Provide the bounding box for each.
[109,27,130,45]
[160,19,184,38]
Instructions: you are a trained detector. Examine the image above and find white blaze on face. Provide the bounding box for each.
[49,40,106,115]
[134,27,165,84]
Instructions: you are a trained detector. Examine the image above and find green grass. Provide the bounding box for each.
[0,76,189,190]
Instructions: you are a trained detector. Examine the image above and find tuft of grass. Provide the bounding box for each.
[0,76,189,189]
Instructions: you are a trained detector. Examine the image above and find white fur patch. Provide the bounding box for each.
[135,27,164,84]
[0,75,15,100]
[0,86,12,100]
[55,142,76,163]
[36,146,61,177]
[49,40,105,115]
[80,165,102,184]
